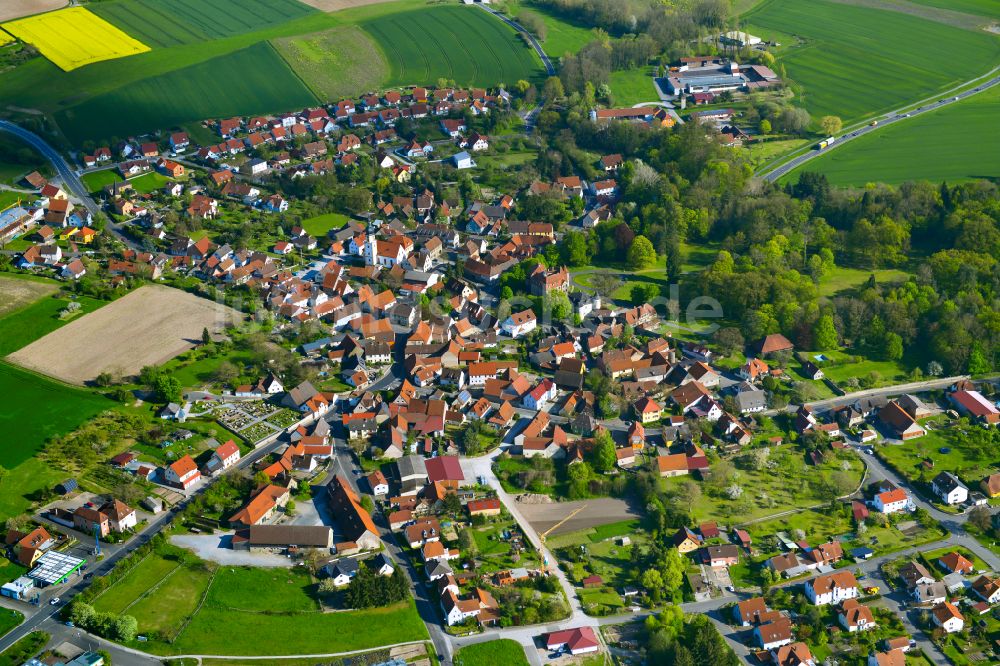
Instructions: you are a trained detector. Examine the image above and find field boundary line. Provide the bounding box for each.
[89,551,154,606]
[170,565,217,643]
[120,562,183,614]
[262,40,321,105]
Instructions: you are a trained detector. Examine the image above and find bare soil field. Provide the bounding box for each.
[296,0,402,11]
[0,0,67,23]
[7,285,241,384]
[0,275,57,318]
[517,497,640,536]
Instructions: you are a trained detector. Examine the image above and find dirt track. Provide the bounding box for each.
[0,0,67,23]
[296,0,402,11]
[517,497,640,537]
[7,285,241,384]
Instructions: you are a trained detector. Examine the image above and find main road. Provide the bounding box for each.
[0,119,141,250]
[760,71,1000,182]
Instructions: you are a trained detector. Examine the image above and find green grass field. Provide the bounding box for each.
[607,67,657,106]
[455,639,529,666]
[94,547,428,655]
[81,169,123,193]
[0,1,543,146]
[0,362,111,468]
[91,0,316,48]
[56,41,318,144]
[787,85,1000,186]
[362,5,543,88]
[907,0,1000,18]
[744,0,1000,122]
[93,553,182,615]
[272,26,388,102]
[205,567,318,613]
[522,4,595,58]
[301,212,349,237]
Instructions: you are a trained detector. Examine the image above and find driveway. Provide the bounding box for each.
[170,533,294,567]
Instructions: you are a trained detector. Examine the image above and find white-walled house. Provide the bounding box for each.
[805,572,858,605]
[501,309,536,338]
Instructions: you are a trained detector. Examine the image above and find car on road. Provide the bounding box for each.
[953,96,959,101]
[65,621,74,627]
[49,597,60,605]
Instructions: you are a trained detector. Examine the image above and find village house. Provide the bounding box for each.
[806,571,859,605]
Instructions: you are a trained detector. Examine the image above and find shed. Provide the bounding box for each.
[54,479,78,495]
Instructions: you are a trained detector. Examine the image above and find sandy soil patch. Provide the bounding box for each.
[0,275,57,318]
[297,0,403,11]
[517,497,640,537]
[7,284,241,384]
[0,0,67,23]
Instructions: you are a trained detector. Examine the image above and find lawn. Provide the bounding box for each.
[660,447,865,525]
[90,0,315,49]
[81,169,123,193]
[205,567,318,613]
[55,41,319,144]
[129,171,172,194]
[877,423,998,485]
[300,212,350,238]
[817,266,911,296]
[806,349,910,387]
[0,607,23,638]
[744,0,1000,122]
[159,600,427,656]
[0,631,48,666]
[272,25,387,102]
[94,544,428,655]
[93,553,182,614]
[786,84,1000,186]
[361,5,544,88]
[522,3,595,58]
[454,639,528,666]
[607,67,657,107]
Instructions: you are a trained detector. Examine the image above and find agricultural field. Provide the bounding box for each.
[272,25,387,101]
[55,40,318,145]
[90,0,316,49]
[7,284,242,384]
[788,85,1000,186]
[518,498,639,536]
[454,639,528,666]
[0,31,13,47]
[0,0,67,23]
[744,0,1000,122]
[907,0,1000,19]
[0,274,57,318]
[361,5,543,88]
[1,7,150,71]
[0,363,110,468]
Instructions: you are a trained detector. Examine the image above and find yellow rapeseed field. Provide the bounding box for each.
[0,29,13,47]
[1,7,149,71]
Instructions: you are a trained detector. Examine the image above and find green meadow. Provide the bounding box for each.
[744,0,1000,122]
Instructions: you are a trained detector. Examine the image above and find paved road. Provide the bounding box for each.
[0,119,140,250]
[0,120,98,218]
[0,434,287,656]
[476,5,556,77]
[763,375,970,417]
[761,72,1000,182]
